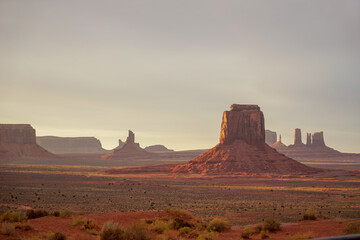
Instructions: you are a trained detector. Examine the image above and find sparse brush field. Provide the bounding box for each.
[1,162,359,227]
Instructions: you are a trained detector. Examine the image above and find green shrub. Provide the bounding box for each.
[151,219,168,234]
[26,209,49,219]
[48,232,66,240]
[1,222,15,235]
[72,217,85,226]
[169,218,193,230]
[0,211,27,222]
[260,230,269,239]
[263,217,281,232]
[179,226,191,236]
[206,218,230,232]
[302,208,317,221]
[343,221,360,234]
[287,231,313,240]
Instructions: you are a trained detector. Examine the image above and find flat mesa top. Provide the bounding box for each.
[230,104,260,111]
[0,124,33,129]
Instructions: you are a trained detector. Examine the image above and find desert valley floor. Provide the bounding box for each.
[0,156,359,240]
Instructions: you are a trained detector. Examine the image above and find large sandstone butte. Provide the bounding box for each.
[0,124,57,159]
[102,130,155,160]
[173,105,316,174]
[36,136,109,154]
[265,130,277,145]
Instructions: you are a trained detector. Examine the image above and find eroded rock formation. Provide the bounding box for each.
[294,128,304,146]
[0,124,57,159]
[270,135,287,151]
[312,132,325,147]
[172,105,316,174]
[36,136,108,154]
[265,130,277,145]
[306,133,312,146]
[102,130,155,160]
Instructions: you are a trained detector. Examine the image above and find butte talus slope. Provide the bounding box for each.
[172,104,318,175]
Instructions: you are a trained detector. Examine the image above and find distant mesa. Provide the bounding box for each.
[172,104,316,174]
[144,145,174,152]
[0,124,57,159]
[36,136,109,154]
[102,130,155,160]
[265,130,277,145]
[270,128,358,159]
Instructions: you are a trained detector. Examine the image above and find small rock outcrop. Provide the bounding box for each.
[265,130,277,145]
[173,105,316,175]
[144,145,174,152]
[0,124,57,159]
[270,135,287,150]
[102,130,155,160]
[36,136,108,154]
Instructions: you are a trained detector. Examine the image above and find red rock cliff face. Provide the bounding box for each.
[0,124,57,159]
[219,104,265,145]
[0,124,36,144]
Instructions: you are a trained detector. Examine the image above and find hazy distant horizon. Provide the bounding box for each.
[1,0,359,152]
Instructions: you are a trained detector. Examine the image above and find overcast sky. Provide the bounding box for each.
[0,0,359,152]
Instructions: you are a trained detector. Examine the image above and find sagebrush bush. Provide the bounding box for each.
[72,217,85,226]
[101,227,124,240]
[26,209,48,219]
[101,222,151,240]
[197,231,218,240]
[260,229,269,239]
[1,222,15,235]
[48,232,66,240]
[343,221,360,234]
[82,219,99,230]
[164,208,193,219]
[151,219,168,234]
[125,223,151,240]
[302,208,317,221]
[179,226,191,236]
[263,217,281,232]
[286,231,313,240]
[241,226,253,239]
[0,211,27,222]
[169,218,193,230]
[206,218,230,233]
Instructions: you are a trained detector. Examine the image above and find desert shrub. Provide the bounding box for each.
[263,217,281,232]
[82,219,99,230]
[15,223,32,231]
[101,228,125,240]
[343,221,360,234]
[52,211,60,217]
[59,209,74,218]
[151,219,169,234]
[169,218,193,230]
[179,226,191,236]
[206,218,230,233]
[287,231,313,240]
[260,230,269,239]
[254,224,262,233]
[241,226,254,239]
[165,208,193,219]
[1,222,15,235]
[26,209,49,219]
[0,211,27,222]
[302,208,317,221]
[125,223,151,240]
[197,231,217,240]
[48,232,66,240]
[102,221,119,232]
[72,217,85,226]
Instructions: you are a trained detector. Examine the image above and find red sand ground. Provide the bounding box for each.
[1,211,358,240]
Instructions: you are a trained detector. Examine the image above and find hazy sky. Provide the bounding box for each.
[1,0,359,152]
